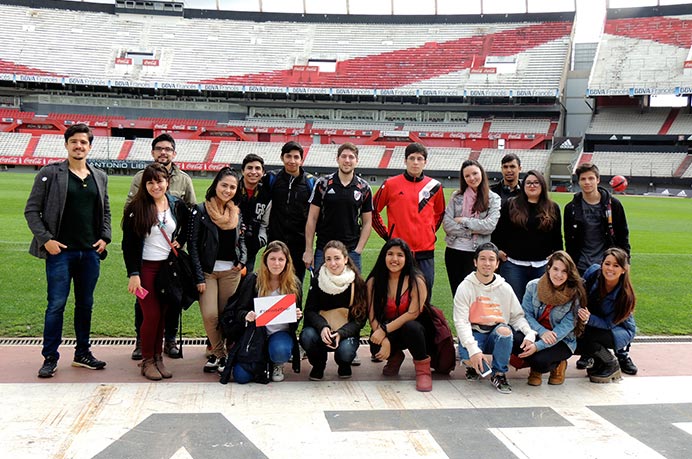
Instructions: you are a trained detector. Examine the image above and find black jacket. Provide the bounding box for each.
[189,203,247,284]
[264,168,315,247]
[303,273,366,339]
[564,186,630,268]
[122,194,189,277]
[224,272,303,380]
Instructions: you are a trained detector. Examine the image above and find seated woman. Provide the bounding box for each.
[517,251,586,386]
[577,247,636,383]
[300,240,367,381]
[367,238,432,392]
[228,241,303,384]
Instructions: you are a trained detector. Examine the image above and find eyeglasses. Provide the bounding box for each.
[153,146,175,153]
[524,181,541,187]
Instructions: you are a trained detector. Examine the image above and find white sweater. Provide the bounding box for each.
[453,271,535,357]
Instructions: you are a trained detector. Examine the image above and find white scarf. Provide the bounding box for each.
[318,265,356,295]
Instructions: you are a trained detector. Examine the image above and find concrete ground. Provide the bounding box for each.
[2,341,691,458]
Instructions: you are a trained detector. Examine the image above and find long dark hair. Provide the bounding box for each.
[598,247,636,324]
[321,240,368,322]
[459,159,490,214]
[366,238,426,322]
[546,251,587,336]
[122,163,169,238]
[508,170,558,231]
[205,166,241,205]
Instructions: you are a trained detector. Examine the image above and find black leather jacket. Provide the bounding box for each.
[189,202,247,284]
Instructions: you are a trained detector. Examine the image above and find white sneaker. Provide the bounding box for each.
[272,363,285,382]
[351,355,361,366]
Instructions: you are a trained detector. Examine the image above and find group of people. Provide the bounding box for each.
[25,124,637,394]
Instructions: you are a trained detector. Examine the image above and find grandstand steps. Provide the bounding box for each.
[378,148,394,169]
[577,152,593,166]
[24,136,40,158]
[481,121,491,135]
[673,154,692,177]
[206,143,220,164]
[469,149,481,161]
[658,108,680,135]
[118,140,133,161]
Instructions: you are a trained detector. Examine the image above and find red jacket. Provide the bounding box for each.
[372,172,445,258]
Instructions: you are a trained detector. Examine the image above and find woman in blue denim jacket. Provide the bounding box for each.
[577,247,636,384]
[518,251,586,386]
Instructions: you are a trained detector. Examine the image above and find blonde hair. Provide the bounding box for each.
[257,241,301,297]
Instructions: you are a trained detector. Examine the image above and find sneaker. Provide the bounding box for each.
[351,355,361,366]
[164,340,181,359]
[309,367,324,381]
[576,355,594,370]
[491,373,512,394]
[217,356,227,374]
[38,356,58,378]
[617,355,638,376]
[299,345,308,360]
[204,355,219,373]
[338,364,352,379]
[465,367,480,381]
[131,339,142,361]
[272,363,285,382]
[205,338,213,358]
[72,352,106,370]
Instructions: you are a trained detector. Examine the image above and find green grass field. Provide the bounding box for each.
[1,171,691,337]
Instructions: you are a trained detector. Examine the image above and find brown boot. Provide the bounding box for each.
[140,358,162,381]
[155,354,172,379]
[413,357,432,392]
[548,360,567,385]
[383,350,405,376]
[527,370,543,386]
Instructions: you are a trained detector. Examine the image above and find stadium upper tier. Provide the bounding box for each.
[588,11,692,96]
[0,4,572,97]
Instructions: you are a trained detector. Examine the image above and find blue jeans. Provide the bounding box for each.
[499,260,545,302]
[458,324,514,375]
[43,250,101,359]
[416,257,435,300]
[232,330,294,384]
[314,249,362,274]
[300,326,359,368]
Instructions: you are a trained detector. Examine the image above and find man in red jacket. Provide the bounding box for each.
[372,143,445,293]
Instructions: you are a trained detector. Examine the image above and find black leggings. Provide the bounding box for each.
[444,248,476,296]
[371,320,427,361]
[577,326,616,355]
[524,341,573,373]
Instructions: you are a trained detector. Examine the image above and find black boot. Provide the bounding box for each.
[576,354,594,370]
[616,350,638,375]
[589,346,622,383]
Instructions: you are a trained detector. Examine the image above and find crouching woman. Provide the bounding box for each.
[367,238,432,392]
[300,240,367,381]
[518,251,586,386]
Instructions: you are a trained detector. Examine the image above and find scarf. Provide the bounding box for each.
[205,197,238,230]
[318,265,356,295]
[461,187,478,218]
[536,273,575,306]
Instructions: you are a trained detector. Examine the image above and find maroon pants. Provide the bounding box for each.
[139,260,168,360]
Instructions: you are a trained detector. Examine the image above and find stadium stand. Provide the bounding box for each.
[0,4,571,96]
[311,120,396,131]
[479,148,552,173]
[212,141,285,167]
[0,132,31,157]
[590,151,687,178]
[588,14,692,95]
[404,119,484,132]
[488,118,552,134]
[303,144,386,169]
[387,146,472,172]
[33,134,125,160]
[586,107,671,135]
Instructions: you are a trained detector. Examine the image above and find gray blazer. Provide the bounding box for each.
[24,160,111,259]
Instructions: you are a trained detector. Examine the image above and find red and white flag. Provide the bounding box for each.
[254,294,297,326]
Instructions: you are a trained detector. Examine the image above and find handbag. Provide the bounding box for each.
[155,224,199,311]
[418,303,457,375]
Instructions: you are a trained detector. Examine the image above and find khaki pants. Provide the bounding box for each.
[198,269,241,358]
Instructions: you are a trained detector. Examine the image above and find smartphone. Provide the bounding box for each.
[135,287,149,299]
[480,359,492,378]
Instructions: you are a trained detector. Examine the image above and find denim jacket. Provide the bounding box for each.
[521,278,578,352]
